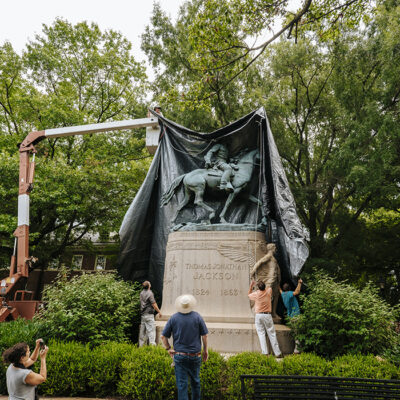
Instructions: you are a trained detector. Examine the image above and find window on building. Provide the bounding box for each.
[47,258,59,270]
[95,255,107,270]
[71,255,84,270]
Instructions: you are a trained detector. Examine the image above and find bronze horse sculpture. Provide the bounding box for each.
[160,148,262,224]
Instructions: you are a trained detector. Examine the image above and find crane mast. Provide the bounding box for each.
[0,115,160,321]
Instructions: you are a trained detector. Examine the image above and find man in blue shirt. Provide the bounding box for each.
[161,294,208,400]
[280,278,302,353]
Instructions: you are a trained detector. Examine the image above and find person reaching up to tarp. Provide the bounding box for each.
[280,278,303,354]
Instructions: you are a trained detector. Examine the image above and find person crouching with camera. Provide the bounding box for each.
[2,338,48,400]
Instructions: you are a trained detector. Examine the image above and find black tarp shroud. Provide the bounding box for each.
[118,108,309,296]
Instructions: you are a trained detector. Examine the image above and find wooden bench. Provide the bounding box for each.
[240,375,400,399]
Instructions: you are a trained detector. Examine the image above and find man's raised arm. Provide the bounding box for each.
[293,278,303,296]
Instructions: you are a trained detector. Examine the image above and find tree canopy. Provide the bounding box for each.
[0,19,150,268]
[143,0,375,104]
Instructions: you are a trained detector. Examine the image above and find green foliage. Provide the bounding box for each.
[37,272,140,346]
[225,352,282,398]
[39,341,133,397]
[329,354,400,380]
[87,341,133,396]
[117,345,176,400]
[0,318,44,353]
[325,209,400,305]
[200,350,227,399]
[3,340,400,398]
[290,274,400,358]
[39,341,92,396]
[145,0,374,103]
[281,353,329,376]
[141,0,258,128]
[382,333,400,367]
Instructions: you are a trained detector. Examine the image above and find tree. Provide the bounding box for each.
[141,1,254,128]
[147,0,375,102]
[0,20,150,269]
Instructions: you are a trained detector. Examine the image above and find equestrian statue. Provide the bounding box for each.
[160,145,263,224]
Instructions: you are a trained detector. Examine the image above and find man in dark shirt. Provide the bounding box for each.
[139,280,161,346]
[161,294,208,400]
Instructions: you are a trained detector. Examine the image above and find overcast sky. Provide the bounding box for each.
[0,0,184,74]
[1,0,302,79]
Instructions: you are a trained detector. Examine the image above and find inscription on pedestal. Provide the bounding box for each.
[161,231,268,321]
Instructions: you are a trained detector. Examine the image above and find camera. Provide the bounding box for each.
[39,339,45,349]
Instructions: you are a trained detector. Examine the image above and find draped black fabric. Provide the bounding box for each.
[118,108,309,296]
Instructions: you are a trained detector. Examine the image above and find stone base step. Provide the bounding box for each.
[156,320,294,354]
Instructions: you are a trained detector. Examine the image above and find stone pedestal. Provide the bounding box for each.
[156,231,294,354]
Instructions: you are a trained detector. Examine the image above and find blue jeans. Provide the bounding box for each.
[174,354,202,400]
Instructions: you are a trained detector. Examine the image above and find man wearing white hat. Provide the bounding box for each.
[161,294,208,400]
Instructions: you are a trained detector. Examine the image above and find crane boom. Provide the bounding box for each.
[0,115,160,321]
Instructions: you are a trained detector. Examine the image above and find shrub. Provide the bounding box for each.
[39,340,92,396]
[118,346,225,400]
[281,353,329,376]
[200,350,227,399]
[87,342,132,397]
[3,340,400,398]
[225,352,282,399]
[39,341,133,397]
[37,272,140,346]
[0,317,45,353]
[118,345,176,400]
[329,354,400,380]
[290,274,399,358]
[382,333,400,366]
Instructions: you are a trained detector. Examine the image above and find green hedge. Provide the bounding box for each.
[87,341,133,397]
[281,353,329,376]
[224,352,400,400]
[1,341,399,398]
[118,346,227,400]
[40,341,134,397]
[329,354,400,380]
[40,341,92,396]
[200,350,227,399]
[225,352,282,399]
[118,345,176,400]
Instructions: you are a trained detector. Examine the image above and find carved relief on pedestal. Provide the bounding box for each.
[163,253,178,287]
[217,239,269,270]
